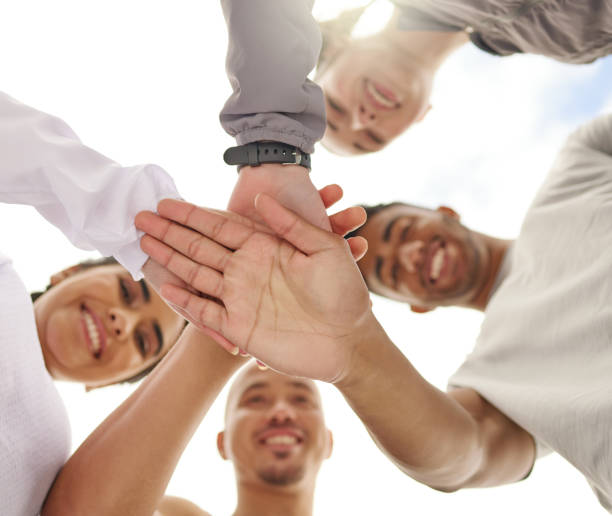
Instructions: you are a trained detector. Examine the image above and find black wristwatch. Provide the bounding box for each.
[223,142,311,171]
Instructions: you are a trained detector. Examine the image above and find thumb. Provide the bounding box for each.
[254,193,337,255]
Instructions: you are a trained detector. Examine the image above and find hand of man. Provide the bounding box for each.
[135,196,371,383]
[228,163,331,231]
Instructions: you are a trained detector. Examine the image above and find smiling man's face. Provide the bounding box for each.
[219,365,332,488]
[357,203,490,310]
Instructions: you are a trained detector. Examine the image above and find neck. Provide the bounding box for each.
[381,10,469,72]
[467,235,511,312]
[233,479,316,516]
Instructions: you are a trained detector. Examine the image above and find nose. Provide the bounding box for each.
[397,240,425,274]
[107,307,138,340]
[351,103,377,130]
[268,401,297,426]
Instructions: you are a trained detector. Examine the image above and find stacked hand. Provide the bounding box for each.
[135,192,374,383]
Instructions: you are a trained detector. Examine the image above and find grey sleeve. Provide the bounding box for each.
[220,0,326,154]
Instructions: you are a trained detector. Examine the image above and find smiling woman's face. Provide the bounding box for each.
[34,264,185,388]
[318,35,433,155]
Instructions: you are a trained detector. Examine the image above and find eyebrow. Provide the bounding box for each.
[375,256,384,284]
[139,280,151,303]
[153,322,163,356]
[352,142,372,153]
[366,129,386,145]
[383,216,401,242]
[241,382,268,397]
[288,381,314,393]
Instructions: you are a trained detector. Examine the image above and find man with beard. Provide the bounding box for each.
[156,363,333,516]
[137,113,612,511]
[347,203,507,313]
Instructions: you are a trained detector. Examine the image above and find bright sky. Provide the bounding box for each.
[1,0,612,514]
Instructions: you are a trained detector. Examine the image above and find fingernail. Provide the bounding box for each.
[239,348,250,357]
[228,345,240,356]
[256,360,268,371]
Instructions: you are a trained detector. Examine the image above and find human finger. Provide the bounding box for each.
[254,193,338,255]
[155,199,258,250]
[136,211,232,271]
[160,283,226,335]
[346,236,368,261]
[318,184,343,209]
[141,235,226,298]
[329,206,367,237]
[198,326,241,356]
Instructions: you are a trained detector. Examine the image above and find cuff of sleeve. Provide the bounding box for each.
[235,127,316,154]
[111,164,182,280]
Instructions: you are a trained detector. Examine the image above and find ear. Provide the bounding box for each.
[325,429,334,460]
[49,264,82,286]
[416,103,432,123]
[217,431,228,460]
[436,205,460,221]
[410,305,434,314]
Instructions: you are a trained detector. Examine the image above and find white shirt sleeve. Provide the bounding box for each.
[0,91,181,279]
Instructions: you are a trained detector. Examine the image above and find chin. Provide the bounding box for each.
[257,464,305,486]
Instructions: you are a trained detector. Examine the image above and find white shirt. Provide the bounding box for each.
[450,114,612,511]
[0,91,180,277]
[0,91,180,515]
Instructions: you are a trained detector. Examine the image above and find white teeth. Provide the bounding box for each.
[366,80,396,108]
[264,435,298,445]
[430,248,445,281]
[83,311,101,353]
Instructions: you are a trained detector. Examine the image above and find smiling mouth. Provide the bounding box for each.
[429,244,446,284]
[80,303,105,359]
[262,435,301,446]
[257,428,305,451]
[364,79,400,110]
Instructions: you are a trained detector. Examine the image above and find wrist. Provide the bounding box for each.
[224,142,311,171]
[332,312,392,389]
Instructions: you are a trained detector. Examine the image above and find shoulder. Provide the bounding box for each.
[155,495,212,516]
[564,114,612,157]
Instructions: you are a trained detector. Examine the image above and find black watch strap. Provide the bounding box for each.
[223,142,311,171]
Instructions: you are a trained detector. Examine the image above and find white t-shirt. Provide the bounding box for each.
[0,91,180,514]
[449,114,612,511]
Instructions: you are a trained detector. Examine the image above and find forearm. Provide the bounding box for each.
[335,316,483,490]
[0,91,180,278]
[220,0,325,153]
[42,326,245,516]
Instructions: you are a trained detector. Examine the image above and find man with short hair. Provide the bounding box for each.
[156,363,333,516]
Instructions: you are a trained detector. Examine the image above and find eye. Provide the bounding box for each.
[327,96,346,115]
[399,224,413,242]
[246,395,266,404]
[391,262,400,288]
[293,395,314,407]
[135,331,150,358]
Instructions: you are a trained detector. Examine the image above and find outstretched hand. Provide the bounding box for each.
[140,184,365,331]
[135,196,372,383]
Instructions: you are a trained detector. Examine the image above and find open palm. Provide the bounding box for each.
[136,196,372,382]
